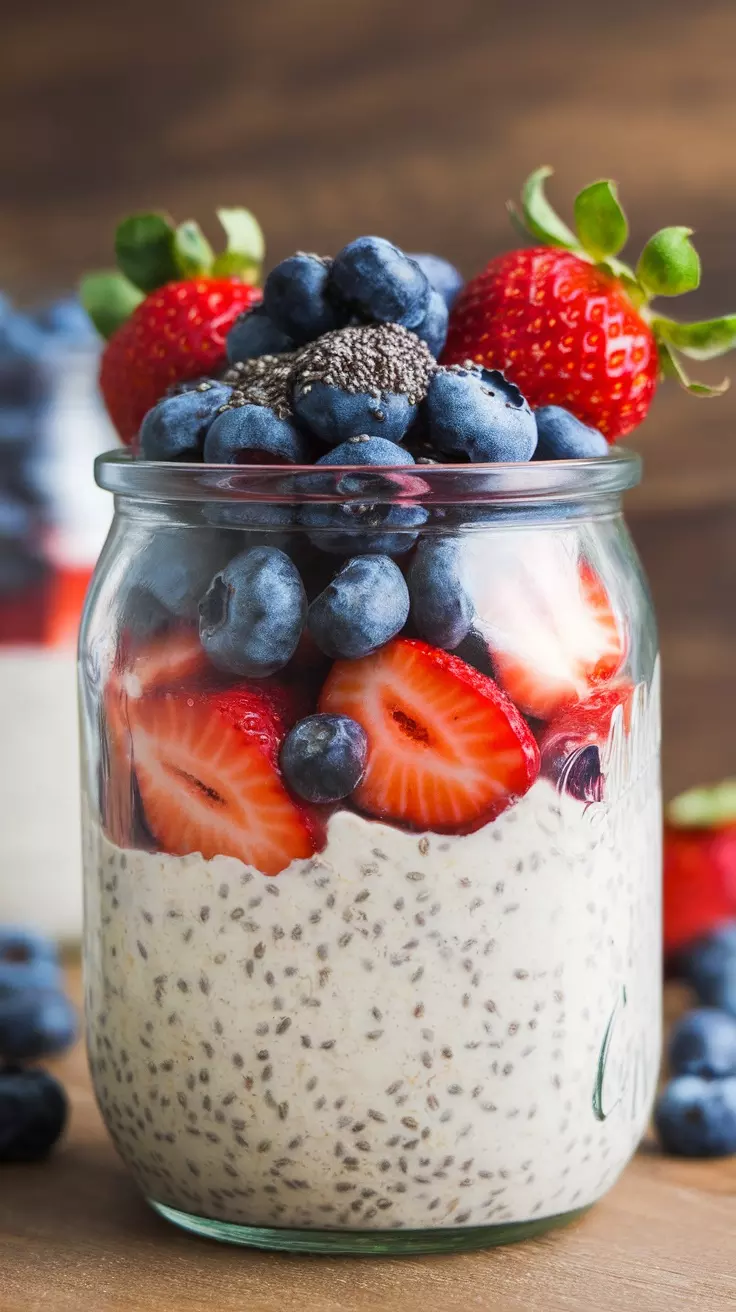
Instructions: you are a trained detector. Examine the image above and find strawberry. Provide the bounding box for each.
[81,207,265,445]
[664,781,736,954]
[538,683,634,802]
[444,167,736,439]
[318,637,540,833]
[113,626,210,700]
[127,685,323,875]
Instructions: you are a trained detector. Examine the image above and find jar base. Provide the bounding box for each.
[149,1200,592,1254]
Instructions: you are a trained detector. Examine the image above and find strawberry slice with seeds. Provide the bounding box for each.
[538,682,635,802]
[114,626,210,700]
[319,637,540,833]
[128,686,323,875]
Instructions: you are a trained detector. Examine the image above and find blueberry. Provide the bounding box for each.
[226,306,295,363]
[411,289,449,359]
[0,492,34,543]
[425,366,537,462]
[0,543,47,597]
[280,713,368,803]
[204,502,296,531]
[669,1008,736,1079]
[0,989,77,1061]
[308,555,409,659]
[534,405,609,460]
[292,379,416,446]
[0,928,61,996]
[204,403,308,465]
[139,383,232,461]
[199,545,306,677]
[654,1074,736,1157]
[409,253,464,311]
[130,530,233,623]
[118,585,172,643]
[407,539,473,649]
[300,437,427,555]
[681,923,736,1016]
[263,254,344,343]
[0,1066,67,1161]
[32,296,96,342]
[330,237,430,329]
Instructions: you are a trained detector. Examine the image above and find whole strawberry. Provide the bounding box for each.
[664,781,736,955]
[81,209,264,445]
[444,167,736,440]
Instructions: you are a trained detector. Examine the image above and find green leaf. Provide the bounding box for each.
[512,166,579,251]
[574,180,628,262]
[173,220,215,279]
[657,339,729,396]
[636,226,701,298]
[78,270,144,339]
[653,313,736,361]
[114,212,179,293]
[212,208,265,282]
[667,779,736,828]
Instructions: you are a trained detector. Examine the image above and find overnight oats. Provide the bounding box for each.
[79,167,736,1251]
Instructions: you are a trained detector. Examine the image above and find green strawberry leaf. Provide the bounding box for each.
[173,220,215,279]
[653,313,736,361]
[213,208,265,282]
[79,270,145,339]
[636,227,701,298]
[510,166,579,251]
[657,339,728,396]
[574,180,628,262]
[667,779,736,828]
[114,213,179,293]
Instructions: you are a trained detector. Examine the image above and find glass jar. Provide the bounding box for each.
[80,450,661,1255]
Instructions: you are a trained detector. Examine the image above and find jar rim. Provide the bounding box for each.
[95,448,641,506]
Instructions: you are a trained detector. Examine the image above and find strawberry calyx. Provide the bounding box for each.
[80,207,264,340]
[509,166,736,398]
[667,779,736,831]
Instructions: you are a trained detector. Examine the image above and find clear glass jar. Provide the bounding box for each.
[80,450,661,1254]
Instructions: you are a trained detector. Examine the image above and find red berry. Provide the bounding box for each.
[100,277,261,446]
[664,825,736,954]
[443,247,658,441]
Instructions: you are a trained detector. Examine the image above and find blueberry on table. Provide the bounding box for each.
[407,539,474,650]
[330,237,431,329]
[534,405,609,460]
[204,403,309,465]
[681,923,736,1017]
[0,989,77,1061]
[139,383,232,461]
[412,289,449,359]
[425,366,538,463]
[668,1007,736,1079]
[280,713,368,804]
[226,306,295,364]
[199,545,307,677]
[655,1074,736,1157]
[300,436,427,555]
[409,253,464,311]
[308,555,410,659]
[263,253,345,343]
[0,1066,68,1162]
[0,928,61,996]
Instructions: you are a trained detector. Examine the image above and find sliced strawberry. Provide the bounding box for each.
[469,535,626,721]
[319,637,540,833]
[114,626,210,699]
[128,686,323,875]
[538,683,634,802]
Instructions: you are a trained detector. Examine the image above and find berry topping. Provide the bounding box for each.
[668,1008,736,1080]
[199,546,307,677]
[412,288,449,359]
[301,437,427,556]
[407,539,474,650]
[655,1074,736,1158]
[424,364,537,463]
[128,685,322,875]
[263,253,345,343]
[127,530,234,626]
[538,683,634,802]
[139,382,233,461]
[330,237,430,329]
[319,637,540,832]
[0,1067,68,1162]
[203,403,309,465]
[409,253,464,311]
[280,713,368,804]
[226,305,295,363]
[307,555,410,659]
[533,405,609,460]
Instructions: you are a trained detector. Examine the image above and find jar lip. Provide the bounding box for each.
[95,448,641,505]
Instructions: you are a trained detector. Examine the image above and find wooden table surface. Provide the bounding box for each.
[1,971,734,1312]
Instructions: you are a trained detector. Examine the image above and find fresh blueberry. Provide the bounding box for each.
[139,383,232,461]
[292,379,416,446]
[0,989,77,1061]
[0,1066,68,1162]
[0,928,61,996]
[131,530,233,623]
[308,555,409,659]
[263,254,344,344]
[280,713,368,803]
[199,545,306,677]
[681,923,736,1016]
[330,237,430,329]
[204,501,296,531]
[32,296,96,342]
[0,543,47,597]
[534,406,609,460]
[204,403,308,465]
[655,1074,736,1157]
[118,585,172,643]
[226,306,295,363]
[0,492,34,543]
[425,366,537,462]
[669,1008,736,1079]
[300,436,427,555]
[409,253,464,311]
[411,289,449,359]
[407,539,473,649]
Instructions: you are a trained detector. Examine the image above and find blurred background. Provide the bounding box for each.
[1,0,735,933]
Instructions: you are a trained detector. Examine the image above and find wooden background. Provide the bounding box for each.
[3,0,736,795]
